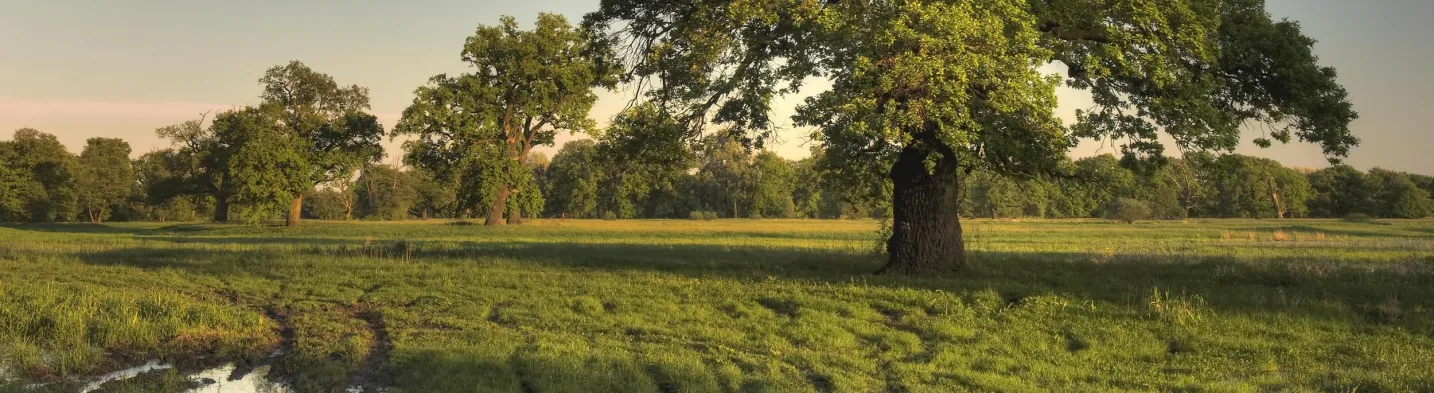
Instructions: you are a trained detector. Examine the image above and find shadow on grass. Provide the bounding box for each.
[0,222,152,234]
[1280,224,1432,239]
[59,234,1434,333]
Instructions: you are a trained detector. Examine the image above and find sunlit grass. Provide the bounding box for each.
[1,218,1432,392]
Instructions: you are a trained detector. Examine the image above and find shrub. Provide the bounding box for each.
[689,211,704,221]
[1109,198,1153,224]
[601,211,618,220]
[702,211,717,221]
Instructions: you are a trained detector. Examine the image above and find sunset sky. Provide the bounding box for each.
[2,0,1430,173]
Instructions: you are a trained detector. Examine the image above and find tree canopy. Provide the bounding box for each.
[583,0,1359,273]
[396,13,619,225]
[75,138,134,223]
[259,61,385,226]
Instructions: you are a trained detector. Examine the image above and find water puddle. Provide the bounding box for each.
[79,360,173,392]
[75,359,294,393]
[185,363,291,393]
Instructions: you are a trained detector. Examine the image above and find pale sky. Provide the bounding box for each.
[1,0,1430,173]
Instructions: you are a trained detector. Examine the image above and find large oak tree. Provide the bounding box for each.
[583,0,1358,273]
[259,61,385,226]
[395,13,618,225]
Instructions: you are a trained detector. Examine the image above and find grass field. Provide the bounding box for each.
[1,218,1432,392]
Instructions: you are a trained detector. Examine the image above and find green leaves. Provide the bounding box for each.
[586,0,1357,179]
[75,138,134,222]
[211,107,312,224]
[260,61,385,190]
[396,14,617,221]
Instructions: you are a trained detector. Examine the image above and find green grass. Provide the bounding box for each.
[1,218,1433,392]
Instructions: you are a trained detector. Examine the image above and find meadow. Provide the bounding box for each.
[0,218,1432,393]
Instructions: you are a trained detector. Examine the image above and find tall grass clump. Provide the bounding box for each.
[0,282,274,379]
[1146,287,1206,325]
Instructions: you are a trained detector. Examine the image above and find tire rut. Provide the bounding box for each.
[346,307,392,393]
[227,307,295,382]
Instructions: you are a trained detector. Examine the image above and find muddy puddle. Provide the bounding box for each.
[76,359,293,393]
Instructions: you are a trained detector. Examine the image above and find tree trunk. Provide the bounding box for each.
[485,185,509,226]
[881,143,966,274]
[214,195,230,222]
[286,195,303,227]
[507,190,524,225]
[1268,178,1284,219]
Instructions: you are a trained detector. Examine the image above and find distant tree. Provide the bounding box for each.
[1306,165,1372,217]
[303,189,351,220]
[75,138,134,223]
[1205,155,1311,218]
[0,141,30,221]
[543,140,602,218]
[1069,155,1136,218]
[134,150,182,222]
[214,106,312,225]
[259,61,385,226]
[695,135,756,218]
[1130,163,1188,220]
[595,104,695,218]
[803,146,888,220]
[1164,158,1209,218]
[354,165,420,220]
[791,156,823,218]
[1409,173,1434,200]
[155,115,241,222]
[1367,169,1434,219]
[410,167,457,219]
[750,151,796,218]
[967,170,1028,219]
[396,13,618,226]
[6,128,79,222]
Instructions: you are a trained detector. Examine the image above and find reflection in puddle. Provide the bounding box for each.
[76,360,293,393]
[79,360,173,392]
[186,364,291,393]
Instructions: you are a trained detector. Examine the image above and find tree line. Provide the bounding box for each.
[2,121,1430,224]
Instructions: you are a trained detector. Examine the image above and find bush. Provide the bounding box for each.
[702,211,717,221]
[1109,198,1153,224]
[601,211,618,220]
[689,211,704,221]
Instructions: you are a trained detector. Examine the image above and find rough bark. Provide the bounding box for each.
[485,185,509,226]
[507,197,524,225]
[286,195,303,227]
[507,148,530,225]
[881,143,966,274]
[214,195,230,223]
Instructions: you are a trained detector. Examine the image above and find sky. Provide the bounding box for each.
[1,0,1430,173]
